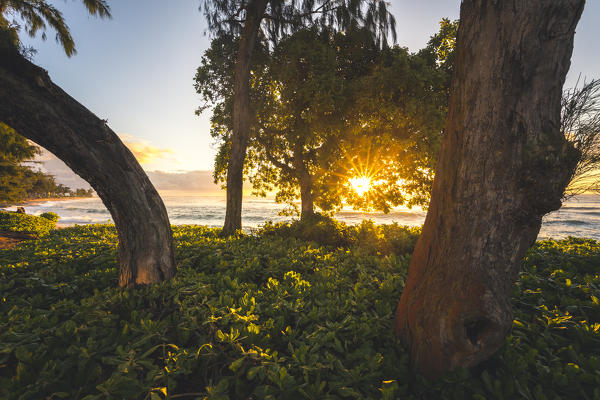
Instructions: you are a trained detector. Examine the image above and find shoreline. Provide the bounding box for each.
[2,196,95,208]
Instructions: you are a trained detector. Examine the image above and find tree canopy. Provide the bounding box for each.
[200,0,397,233]
[196,23,453,217]
[201,0,396,47]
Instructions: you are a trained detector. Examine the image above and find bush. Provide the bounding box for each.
[353,220,421,256]
[0,210,58,236]
[261,214,420,256]
[261,213,355,248]
[0,226,598,399]
[39,211,59,222]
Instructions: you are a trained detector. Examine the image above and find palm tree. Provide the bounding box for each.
[0,0,177,287]
[0,0,110,56]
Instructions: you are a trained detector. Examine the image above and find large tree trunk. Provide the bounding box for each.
[395,0,585,377]
[299,173,314,220]
[0,49,177,288]
[292,145,315,219]
[222,0,269,235]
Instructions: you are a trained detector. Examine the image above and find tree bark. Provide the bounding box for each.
[222,0,269,235]
[395,0,585,377]
[299,172,314,220]
[0,50,177,288]
[292,141,314,219]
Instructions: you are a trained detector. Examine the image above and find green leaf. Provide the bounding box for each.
[229,357,245,372]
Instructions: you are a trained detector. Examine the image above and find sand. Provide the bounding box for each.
[0,232,36,249]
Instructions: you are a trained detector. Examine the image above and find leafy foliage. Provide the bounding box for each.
[260,214,420,256]
[0,0,111,56]
[196,25,451,216]
[39,211,59,222]
[0,122,39,204]
[201,0,396,48]
[0,209,57,236]
[425,18,458,79]
[1,224,599,399]
[248,27,380,215]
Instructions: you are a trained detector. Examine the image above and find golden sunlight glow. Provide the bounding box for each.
[349,176,372,196]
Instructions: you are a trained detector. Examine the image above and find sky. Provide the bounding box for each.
[13,0,600,188]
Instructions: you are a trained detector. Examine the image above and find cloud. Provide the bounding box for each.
[146,170,222,193]
[119,134,176,165]
[29,148,91,189]
[31,145,225,194]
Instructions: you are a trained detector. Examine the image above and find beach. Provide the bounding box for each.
[2,191,599,241]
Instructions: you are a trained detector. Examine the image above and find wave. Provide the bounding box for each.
[243,216,288,222]
[560,206,600,211]
[6,193,600,240]
[543,219,590,226]
[170,213,222,220]
[59,216,112,224]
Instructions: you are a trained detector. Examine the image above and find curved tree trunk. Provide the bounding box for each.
[395,0,584,377]
[0,50,176,288]
[222,0,269,235]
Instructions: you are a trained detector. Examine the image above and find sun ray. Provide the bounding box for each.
[349,175,372,196]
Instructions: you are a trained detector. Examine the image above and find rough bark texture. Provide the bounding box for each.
[0,50,176,288]
[298,171,314,220]
[293,143,315,219]
[222,0,269,235]
[395,0,585,377]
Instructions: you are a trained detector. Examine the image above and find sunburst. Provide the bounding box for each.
[335,140,384,197]
[349,175,372,196]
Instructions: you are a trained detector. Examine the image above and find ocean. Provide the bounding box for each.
[4,192,600,241]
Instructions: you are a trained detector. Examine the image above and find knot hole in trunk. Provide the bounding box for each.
[464,317,492,346]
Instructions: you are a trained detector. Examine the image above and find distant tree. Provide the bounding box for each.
[74,188,94,197]
[0,123,95,203]
[200,0,396,234]
[395,0,585,377]
[0,1,176,286]
[0,123,39,204]
[426,18,458,81]
[23,169,58,198]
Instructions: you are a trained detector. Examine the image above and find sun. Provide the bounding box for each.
[349,176,372,196]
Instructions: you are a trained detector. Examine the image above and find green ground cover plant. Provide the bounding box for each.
[0,210,58,236]
[261,214,421,256]
[0,223,599,399]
